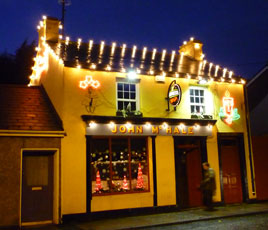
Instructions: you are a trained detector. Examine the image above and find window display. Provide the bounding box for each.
[90,137,149,195]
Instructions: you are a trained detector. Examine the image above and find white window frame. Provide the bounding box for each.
[189,86,210,115]
[116,81,140,112]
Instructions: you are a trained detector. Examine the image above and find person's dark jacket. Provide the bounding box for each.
[200,168,216,193]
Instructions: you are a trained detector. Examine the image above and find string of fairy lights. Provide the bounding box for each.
[29,15,246,86]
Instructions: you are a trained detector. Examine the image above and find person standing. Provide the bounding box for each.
[200,162,216,211]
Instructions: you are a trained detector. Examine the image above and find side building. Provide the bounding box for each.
[247,64,268,201]
[0,16,256,227]
[0,85,64,228]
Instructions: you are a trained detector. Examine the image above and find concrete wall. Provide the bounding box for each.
[0,137,61,227]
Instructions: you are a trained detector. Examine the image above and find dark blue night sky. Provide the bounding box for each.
[1,0,267,79]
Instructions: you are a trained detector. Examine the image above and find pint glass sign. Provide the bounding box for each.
[219,91,240,125]
[167,80,182,110]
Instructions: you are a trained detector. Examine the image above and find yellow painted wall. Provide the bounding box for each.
[206,127,222,202]
[39,49,255,215]
[155,136,176,206]
[42,53,65,118]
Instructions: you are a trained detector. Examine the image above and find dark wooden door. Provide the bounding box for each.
[21,152,54,222]
[220,140,243,204]
[175,141,203,208]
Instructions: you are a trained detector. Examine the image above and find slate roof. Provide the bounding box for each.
[0,85,63,131]
[48,40,243,83]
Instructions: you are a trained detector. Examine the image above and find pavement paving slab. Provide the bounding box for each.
[76,202,268,230]
[22,202,268,230]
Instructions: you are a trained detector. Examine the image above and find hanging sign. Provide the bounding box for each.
[219,90,240,125]
[166,80,182,111]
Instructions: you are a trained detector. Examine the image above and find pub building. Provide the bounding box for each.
[0,15,257,227]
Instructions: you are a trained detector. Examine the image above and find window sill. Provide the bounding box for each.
[191,114,213,119]
[92,189,150,196]
[116,111,143,117]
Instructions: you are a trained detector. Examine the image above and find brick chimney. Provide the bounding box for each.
[179,38,204,61]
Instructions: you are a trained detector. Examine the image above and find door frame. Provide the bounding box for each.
[20,148,60,226]
[217,133,249,203]
[173,136,208,208]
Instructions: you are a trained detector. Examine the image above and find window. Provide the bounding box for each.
[90,137,149,195]
[117,82,139,111]
[189,87,206,114]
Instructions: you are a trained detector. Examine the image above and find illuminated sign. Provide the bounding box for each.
[219,91,240,125]
[79,75,100,89]
[86,123,212,136]
[166,80,182,111]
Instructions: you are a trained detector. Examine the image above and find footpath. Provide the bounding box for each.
[23,202,268,230]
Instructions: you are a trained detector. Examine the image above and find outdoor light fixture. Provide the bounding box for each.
[162,122,168,129]
[108,121,115,128]
[145,122,151,128]
[128,71,137,80]
[198,78,208,85]
[126,122,132,129]
[207,124,212,129]
[89,121,97,128]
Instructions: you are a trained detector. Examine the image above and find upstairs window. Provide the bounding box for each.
[190,87,206,114]
[117,82,139,112]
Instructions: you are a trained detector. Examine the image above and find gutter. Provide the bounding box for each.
[0,130,66,137]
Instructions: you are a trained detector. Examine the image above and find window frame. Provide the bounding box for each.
[189,86,206,115]
[116,81,140,112]
[90,136,150,196]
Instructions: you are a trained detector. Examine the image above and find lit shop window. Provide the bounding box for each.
[189,87,206,114]
[90,137,149,195]
[117,82,139,112]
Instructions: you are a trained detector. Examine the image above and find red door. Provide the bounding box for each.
[252,136,268,200]
[221,141,243,204]
[186,147,203,207]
